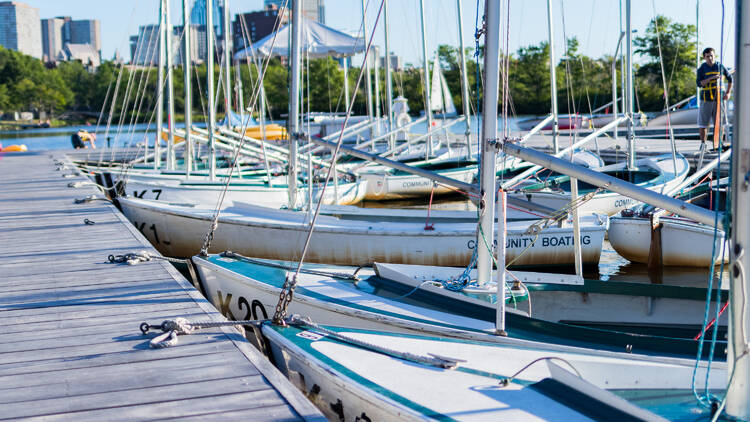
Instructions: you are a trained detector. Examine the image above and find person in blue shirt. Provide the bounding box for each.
[696,47,732,148]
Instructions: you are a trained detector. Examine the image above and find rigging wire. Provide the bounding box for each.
[271,0,387,323]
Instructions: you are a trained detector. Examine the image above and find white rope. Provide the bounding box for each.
[140,317,254,348]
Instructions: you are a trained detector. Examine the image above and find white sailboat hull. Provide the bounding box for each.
[119,197,607,266]
[360,166,476,200]
[608,215,729,266]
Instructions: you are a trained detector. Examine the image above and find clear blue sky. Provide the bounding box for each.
[26,0,736,67]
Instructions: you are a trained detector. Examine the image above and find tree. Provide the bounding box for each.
[509,42,550,114]
[634,15,697,110]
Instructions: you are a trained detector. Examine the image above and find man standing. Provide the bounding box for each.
[696,47,732,149]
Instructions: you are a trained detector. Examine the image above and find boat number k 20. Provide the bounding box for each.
[215,290,268,321]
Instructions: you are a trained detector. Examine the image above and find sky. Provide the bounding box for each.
[25,0,737,68]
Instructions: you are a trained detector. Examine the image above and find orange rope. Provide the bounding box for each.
[424,182,436,230]
[694,301,729,341]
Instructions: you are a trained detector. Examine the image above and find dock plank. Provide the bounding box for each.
[0,152,323,421]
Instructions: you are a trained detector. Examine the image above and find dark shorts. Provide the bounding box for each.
[698,101,717,128]
[71,134,84,149]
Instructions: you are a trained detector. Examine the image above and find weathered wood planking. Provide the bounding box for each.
[0,151,323,421]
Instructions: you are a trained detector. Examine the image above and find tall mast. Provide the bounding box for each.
[182,0,192,178]
[625,0,636,169]
[206,0,217,180]
[342,56,350,113]
[223,0,232,125]
[696,0,700,108]
[236,59,244,124]
[373,46,382,134]
[383,0,394,148]
[477,0,501,286]
[165,0,176,170]
[288,0,301,209]
[360,0,374,136]
[727,2,749,417]
[418,0,434,157]
[546,0,559,154]
[155,1,165,169]
[456,0,472,158]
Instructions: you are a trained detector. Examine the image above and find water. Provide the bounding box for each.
[9,122,725,287]
[0,122,207,151]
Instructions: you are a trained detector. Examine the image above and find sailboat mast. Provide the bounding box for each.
[546,0,559,154]
[477,0,501,286]
[155,0,165,169]
[182,0,192,178]
[727,1,749,417]
[165,0,176,170]
[236,59,244,124]
[456,0,472,159]
[360,0,374,137]
[625,0,636,169]
[288,0,301,209]
[383,0,394,148]
[696,0,700,108]
[374,46,382,134]
[223,0,232,124]
[418,0,434,157]
[206,0,217,180]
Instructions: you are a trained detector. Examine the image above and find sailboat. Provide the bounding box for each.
[190,0,721,356]
[430,53,457,118]
[188,1,749,419]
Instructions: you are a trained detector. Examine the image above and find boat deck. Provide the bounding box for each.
[0,151,322,420]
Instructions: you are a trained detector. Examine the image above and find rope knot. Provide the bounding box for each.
[161,317,194,334]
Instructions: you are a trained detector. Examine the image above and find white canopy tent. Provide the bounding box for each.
[234,17,365,59]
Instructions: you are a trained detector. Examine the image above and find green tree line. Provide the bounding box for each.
[0,15,697,123]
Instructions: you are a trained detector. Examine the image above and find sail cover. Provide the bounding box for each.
[234,17,365,60]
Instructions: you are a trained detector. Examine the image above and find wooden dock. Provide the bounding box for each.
[0,151,323,420]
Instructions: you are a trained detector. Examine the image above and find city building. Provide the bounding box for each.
[232,4,289,52]
[129,24,160,66]
[191,0,224,38]
[40,17,65,62]
[175,24,207,64]
[264,0,324,24]
[41,16,101,64]
[69,20,101,53]
[0,1,42,59]
[380,53,403,72]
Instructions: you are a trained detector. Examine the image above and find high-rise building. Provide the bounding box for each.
[233,4,289,52]
[41,17,65,62]
[191,0,224,38]
[129,24,208,66]
[69,20,101,54]
[263,0,324,24]
[129,24,161,66]
[175,24,207,64]
[0,1,42,59]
